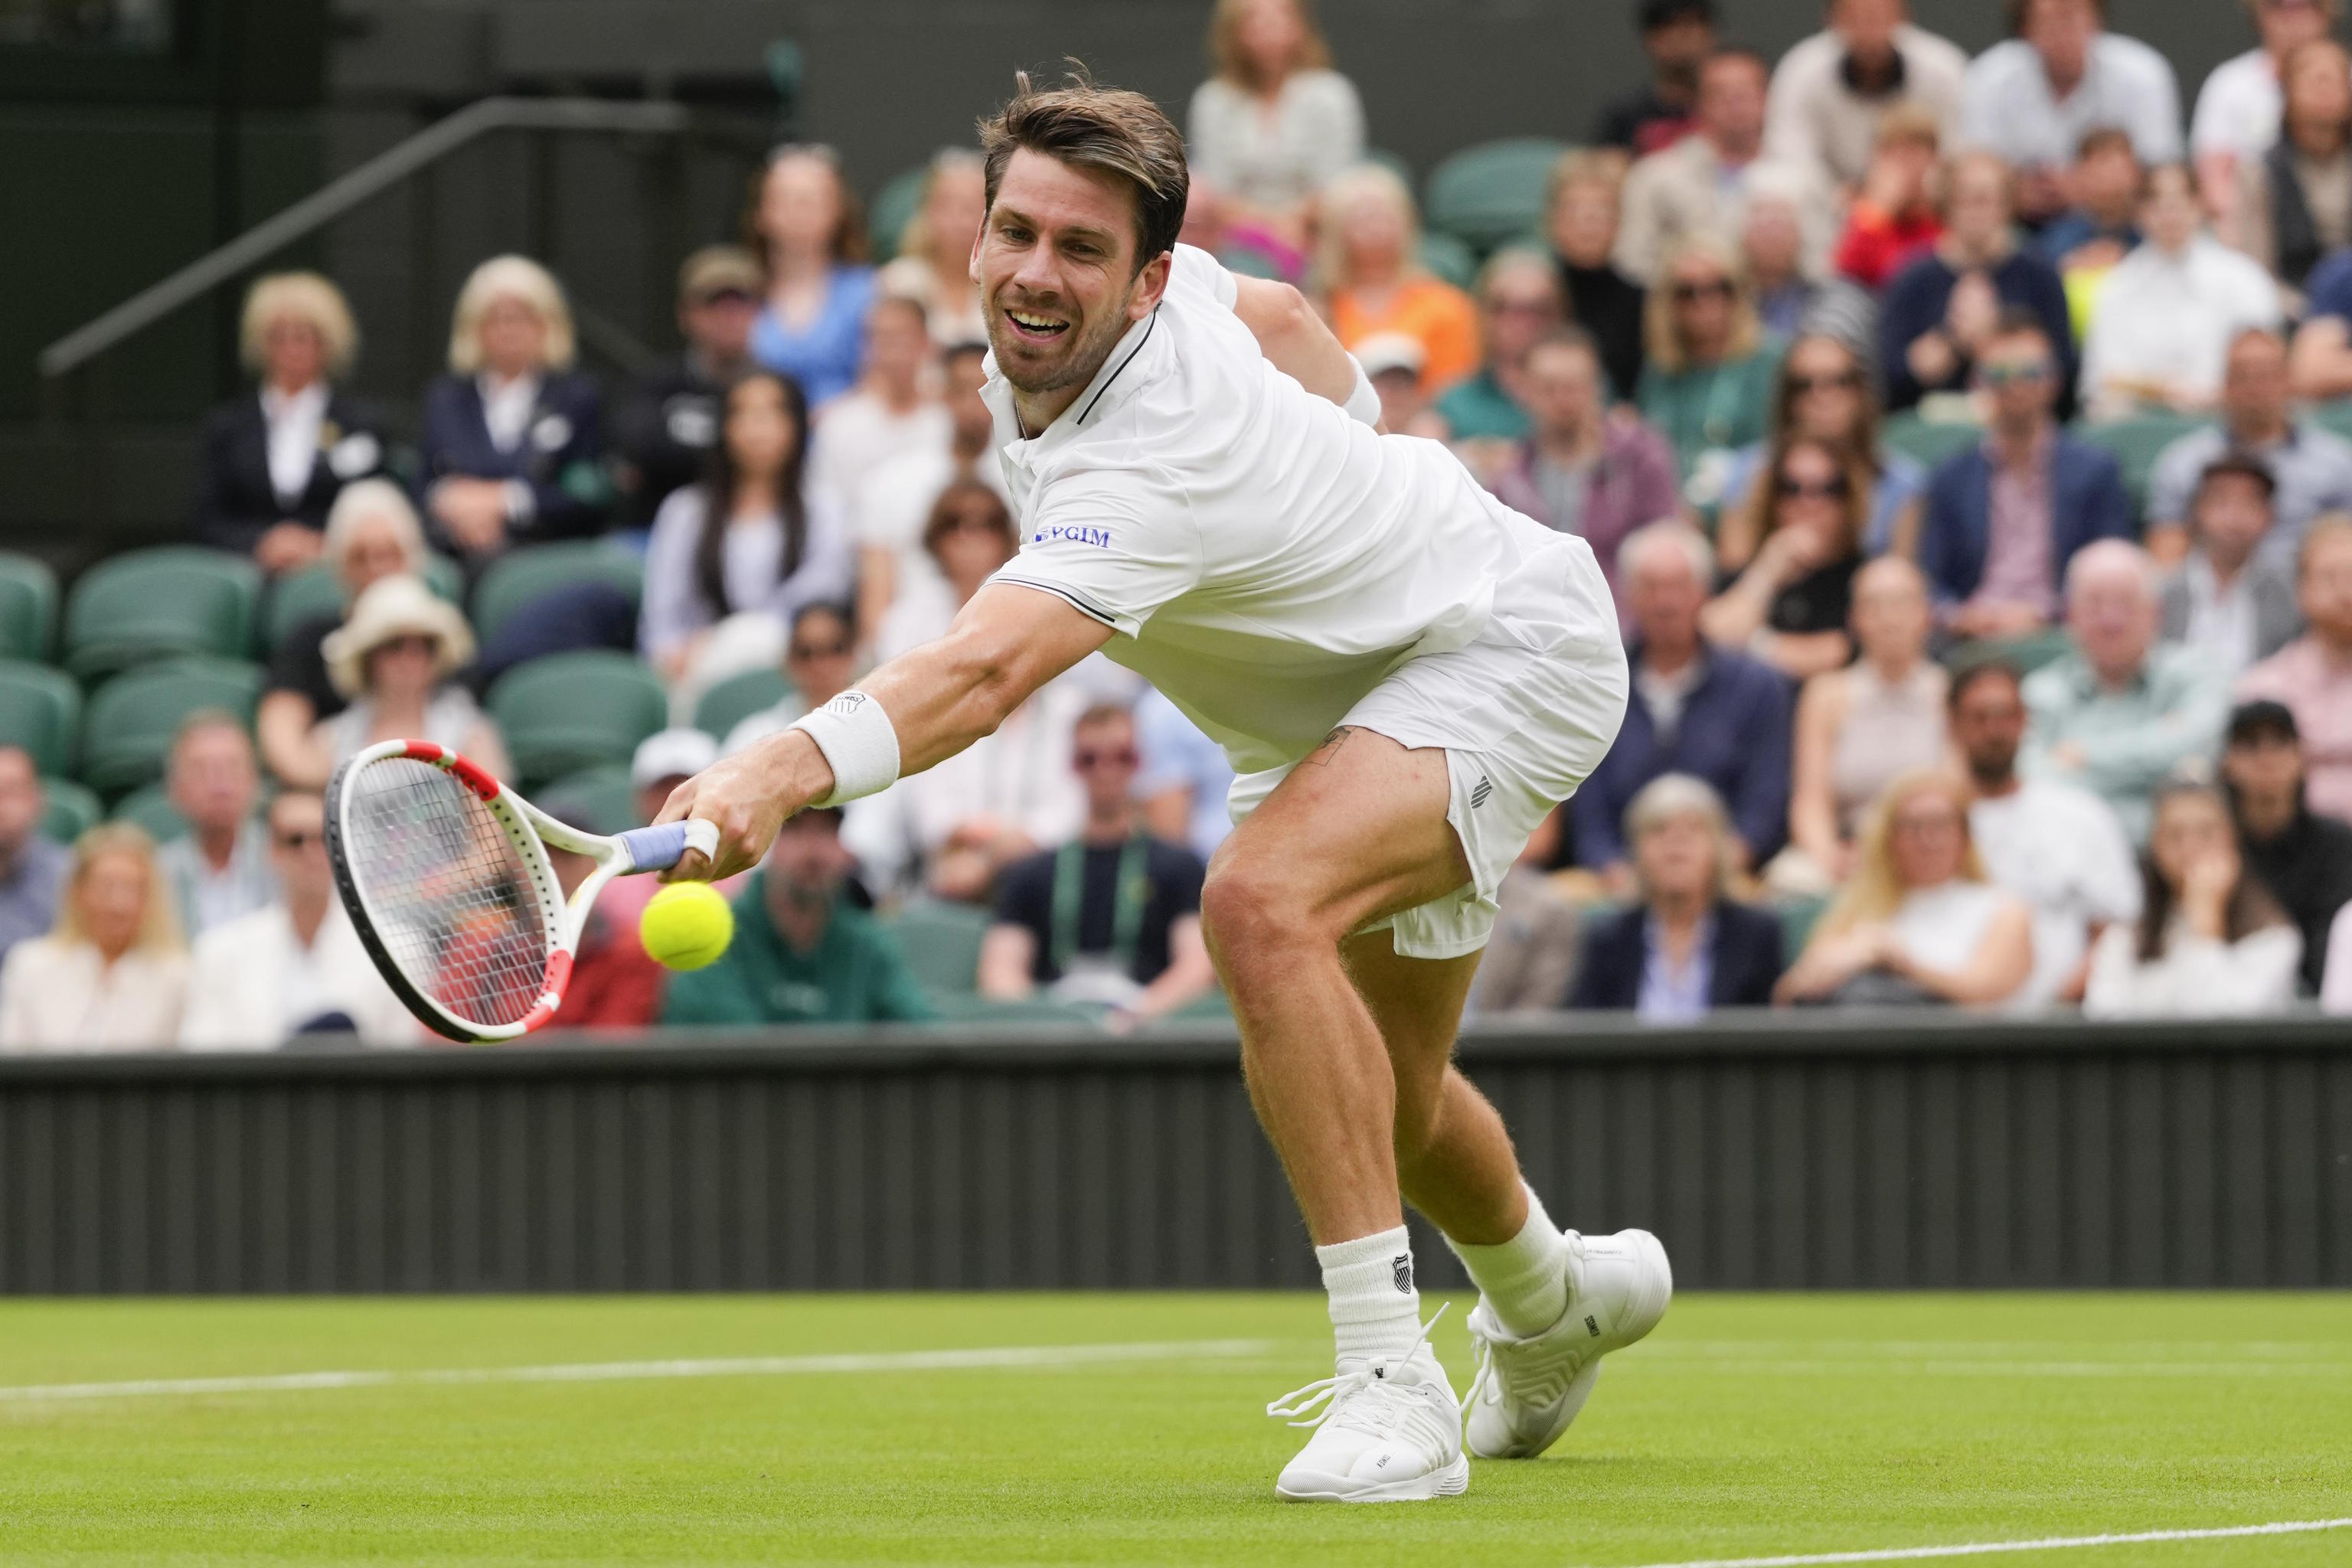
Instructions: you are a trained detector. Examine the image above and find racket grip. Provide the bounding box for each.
[616,818,722,874]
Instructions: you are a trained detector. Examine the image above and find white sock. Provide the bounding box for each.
[1445,1184,1572,1338]
[1317,1226,1423,1369]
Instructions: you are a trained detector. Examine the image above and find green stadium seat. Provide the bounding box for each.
[485,650,668,789]
[469,542,645,646]
[1880,411,1986,473]
[0,553,59,662]
[693,667,792,742]
[0,660,83,777]
[2309,398,2352,443]
[870,164,930,262]
[2076,412,2209,514]
[263,555,462,652]
[1417,230,1478,290]
[923,991,1100,1026]
[1423,138,1569,255]
[887,898,991,996]
[62,547,260,682]
[537,763,641,836]
[39,777,101,845]
[109,782,189,844]
[1774,895,1830,963]
[1945,627,2073,679]
[1161,988,1233,1025]
[79,657,263,800]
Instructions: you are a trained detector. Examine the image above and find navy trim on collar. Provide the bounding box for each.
[1078,307,1159,426]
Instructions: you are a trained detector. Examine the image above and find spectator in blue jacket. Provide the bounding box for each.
[746,145,875,410]
[1576,521,1794,883]
[1568,773,1785,1018]
[1880,152,2076,414]
[1909,309,2135,642]
[420,255,606,562]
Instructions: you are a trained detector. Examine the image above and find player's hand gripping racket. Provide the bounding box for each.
[325,740,719,1042]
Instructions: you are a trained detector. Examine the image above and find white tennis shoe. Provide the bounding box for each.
[1462,1227,1673,1461]
[1266,1305,1468,1502]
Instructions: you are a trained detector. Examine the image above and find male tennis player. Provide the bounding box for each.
[658,74,1671,1501]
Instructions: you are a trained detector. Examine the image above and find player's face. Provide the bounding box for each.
[975,149,1168,404]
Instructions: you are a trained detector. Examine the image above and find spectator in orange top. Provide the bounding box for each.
[1317,163,1480,398]
[1834,105,1946,289]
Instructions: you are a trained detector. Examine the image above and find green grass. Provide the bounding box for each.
[1,1293,2348,1566]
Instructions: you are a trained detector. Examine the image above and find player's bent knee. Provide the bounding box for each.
[1199,859,1324,962]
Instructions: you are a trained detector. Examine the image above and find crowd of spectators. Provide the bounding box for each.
[9,0,2352,1052]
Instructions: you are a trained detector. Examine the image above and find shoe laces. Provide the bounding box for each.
[1265,1302,1449,1434]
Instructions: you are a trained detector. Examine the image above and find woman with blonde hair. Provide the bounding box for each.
[1775,769,2032,1008]
[197,270,385,573]
[878,147,988,346]
[746,144,875,408]
[1635,233,1783,505]
[1316,162,1478,397]
[1187,0,1364,270]
[313,574,510,778]
[0,824,188,1052]
[420,254,606,559]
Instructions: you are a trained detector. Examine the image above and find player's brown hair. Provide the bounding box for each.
[977,67,1190,270]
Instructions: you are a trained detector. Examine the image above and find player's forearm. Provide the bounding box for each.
[860,624,1042,777]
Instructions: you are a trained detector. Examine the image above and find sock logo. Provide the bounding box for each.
[1586,1315,1600,1337]
[1392,1255,1413,1294]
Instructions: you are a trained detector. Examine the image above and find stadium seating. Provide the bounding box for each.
[485,650,668,788]
[1881,411,1988,473]
[1418,230,1479,289]
[887,898,990,996]
[78,656,263,799]
[109,781,188,844]
[2076,412,2207,514]
[869,164,929,261]
[469,542,645,645]
[0,553,59,663]
[262,554,462,652]
[692,667,792,741]
[40,777,101,844]
[0,659,83,777]
[924,991,1101,1024]
[1423,138,1567,255]
[62,547,260,683]
[540,763,639,836]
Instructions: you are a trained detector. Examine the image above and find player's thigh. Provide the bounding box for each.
[1203,727,1472,949]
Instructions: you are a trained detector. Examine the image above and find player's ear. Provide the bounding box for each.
[1128,249,1173,321]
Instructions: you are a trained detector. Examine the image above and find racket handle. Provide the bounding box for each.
[616,818,722,874]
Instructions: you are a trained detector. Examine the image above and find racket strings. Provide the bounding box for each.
[342,758,553,1029]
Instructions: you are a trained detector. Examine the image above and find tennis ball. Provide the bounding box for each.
[639,881,735,972]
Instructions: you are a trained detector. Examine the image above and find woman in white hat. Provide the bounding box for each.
[315,575,511,776]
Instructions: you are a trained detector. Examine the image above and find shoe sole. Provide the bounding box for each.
[1468,1227,1674,1462]
[1276,1455,1470,1502]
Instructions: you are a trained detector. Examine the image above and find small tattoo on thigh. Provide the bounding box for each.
[1300,726,1359,767]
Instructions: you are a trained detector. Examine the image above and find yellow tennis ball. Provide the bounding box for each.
[639,881,735,972]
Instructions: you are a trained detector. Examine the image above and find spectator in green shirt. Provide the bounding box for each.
[1429,249,1562,477]
[1636,232,1782,511]
[663,808,934,1026]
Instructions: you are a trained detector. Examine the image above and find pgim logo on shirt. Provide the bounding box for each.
[1031,524,1113,549]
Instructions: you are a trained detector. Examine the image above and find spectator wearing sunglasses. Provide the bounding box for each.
[1908,311,2132,644]
[180,791,415,1049]
[981,704,1215,1028]
[1429,250,1566,481]
[1635,234,1783,507]
[1716,332,1924,560]
[721,602,860,757]
[1701,436,1869,682]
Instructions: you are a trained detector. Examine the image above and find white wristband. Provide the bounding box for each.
[1342,356,1383,426]
[787,690,901,806]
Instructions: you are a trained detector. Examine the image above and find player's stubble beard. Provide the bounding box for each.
[986,284,1135,405]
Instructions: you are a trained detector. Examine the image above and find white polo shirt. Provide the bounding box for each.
[980,244,1599,776]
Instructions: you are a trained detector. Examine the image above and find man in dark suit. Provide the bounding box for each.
[612,246,763,530]
[1912,310,2135,642]
[1569,773,1784,1017]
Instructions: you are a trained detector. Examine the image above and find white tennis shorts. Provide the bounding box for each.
[1226,536,1629,961]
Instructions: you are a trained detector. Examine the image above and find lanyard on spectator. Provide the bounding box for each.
[1050,835,1151,975]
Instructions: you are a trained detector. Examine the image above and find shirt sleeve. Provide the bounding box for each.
[988,466,1201,637]
[1170,243,1240,311]
[639,486,710,659]
[992,852,1054,941]
[2305,253,2352,325]
[2127,48,2187,165]
[2323,903,2352,1013]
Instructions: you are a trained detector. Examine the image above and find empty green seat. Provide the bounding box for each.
[263,554,463,652]
[2076,412,2209,514]
[1418,230,1478,290]
[869,164,930,261]
[1775,895,1830,965]
[40,778,101,844]
[537,763,640,836]
[693,667,793,742]
[109,782,188,844]
[469,543,644,645]
[80,657,263,799]
[0,553,59,662]
[0,660,83,777]
[1423,139,1569,254]
[923,992,1099,1026]
[485,650,668,789]
[887,899,991,996]
[63,547,260,682]
[1881,411,1986,474]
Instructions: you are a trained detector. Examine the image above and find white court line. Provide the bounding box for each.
[0,1337,1280,1404]
[1612,1517,2352,1568]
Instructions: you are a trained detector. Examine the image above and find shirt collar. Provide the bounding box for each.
[981,305,1163,463]
[260,381,328,421]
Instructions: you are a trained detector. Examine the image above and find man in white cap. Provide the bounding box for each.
[1351,332,1429,433]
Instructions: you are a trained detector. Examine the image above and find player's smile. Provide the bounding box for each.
[1002,304,1071,341]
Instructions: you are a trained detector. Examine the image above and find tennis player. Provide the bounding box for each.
[658,74,1672,1502]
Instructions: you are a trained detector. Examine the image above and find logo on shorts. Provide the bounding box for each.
[1470,775,1492,809]
[1031,524,1112,549]
[1393,1254,1413,1294]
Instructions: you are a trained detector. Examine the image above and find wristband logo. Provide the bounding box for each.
[1031,524,1112,549]
[825,691,871,716]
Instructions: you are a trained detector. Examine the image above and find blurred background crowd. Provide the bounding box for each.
[6,0,2352,1051]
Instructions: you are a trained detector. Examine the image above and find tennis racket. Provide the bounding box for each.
[325,739,720,1043]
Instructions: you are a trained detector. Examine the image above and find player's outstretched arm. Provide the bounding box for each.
[1230,276,1377,423]
[655,583,1112,880]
